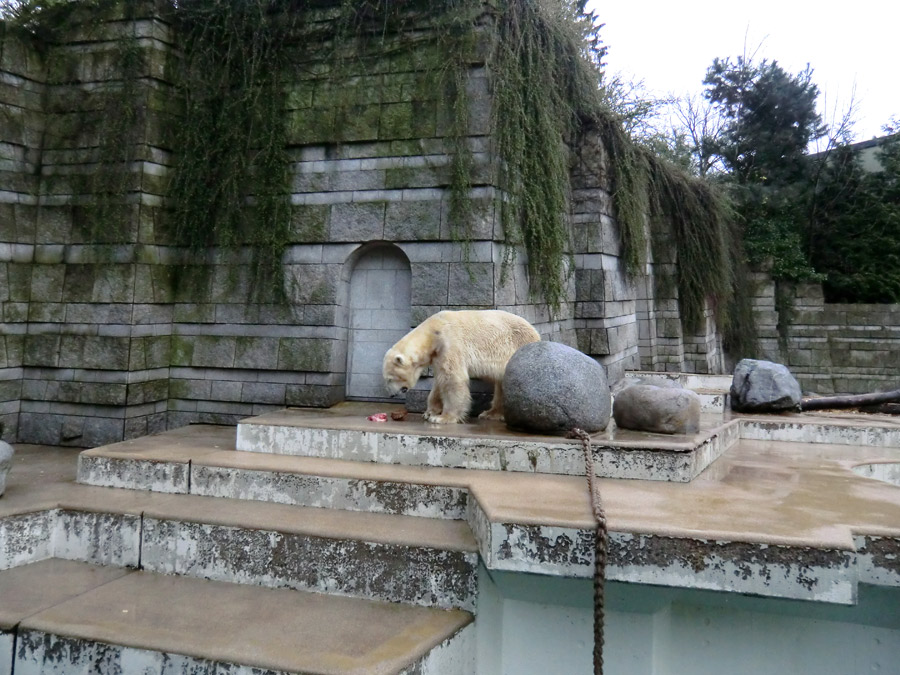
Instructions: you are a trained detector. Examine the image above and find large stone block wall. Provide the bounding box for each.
[0,3,722,444]
[1,29,47,441]
[751,275,900,394]
[571,129,640,383]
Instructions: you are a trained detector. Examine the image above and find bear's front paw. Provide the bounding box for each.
[478,409,505,421]
[426,412,465,424]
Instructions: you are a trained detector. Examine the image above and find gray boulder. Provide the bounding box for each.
[503,341,610,435]
[730,359,802,413]
[0,440,13,497]
[613,384,701,435]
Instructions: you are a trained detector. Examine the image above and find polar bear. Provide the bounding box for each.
[382,309,541,424]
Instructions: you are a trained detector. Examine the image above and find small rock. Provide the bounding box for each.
[503,341,610,435]
[613,385,701,435]
[730,359,802,413]
[0,440,14,497]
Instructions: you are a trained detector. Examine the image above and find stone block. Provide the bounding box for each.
[448,262,493,306]
[285,384,344,408]
[169,379,211,400]
[384,200,442,241]
[3,302,28,322]
[174,303,216,323]
[329,202,385,241]
[235,337,280,370]
[410,262,449,305]
[23,335,61,367]
[242,382,287,405]
[91,336,132,370]
[127,379,168,406]
[210,380,242,402]
[379,100,436,139]
[62,265,97,302]
[189,336,236,368]
[169,335,193,366]
[284,264,340,304]
[289,204,329,242]
[30,264,65,302]
[278,338,333,373]
[27,302,66,323]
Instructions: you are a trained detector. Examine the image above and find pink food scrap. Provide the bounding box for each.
[367,412,388,422]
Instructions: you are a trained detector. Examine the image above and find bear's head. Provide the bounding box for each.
[382,349,424,397]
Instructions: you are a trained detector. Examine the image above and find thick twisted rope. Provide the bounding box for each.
[567,427,606,675]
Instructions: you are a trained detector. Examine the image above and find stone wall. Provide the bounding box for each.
[0,3,723,445]
[751,275,900,394]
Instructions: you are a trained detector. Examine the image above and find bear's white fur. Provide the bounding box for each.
[382,309,541,424]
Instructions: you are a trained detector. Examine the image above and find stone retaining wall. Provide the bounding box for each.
[752,275,900,394]
[0,3,723,444]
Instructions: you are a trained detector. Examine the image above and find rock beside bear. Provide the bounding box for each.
[503,341,610,435]
[613,384,701,435]
[730,358,802,413]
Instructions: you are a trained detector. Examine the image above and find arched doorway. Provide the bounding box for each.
[345,244,412,400]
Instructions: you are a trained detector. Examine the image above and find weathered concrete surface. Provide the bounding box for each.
[740,412,900,447]
[191,462,469,519]
[14,570,474,675]
[7,411,900,607]
[140,516,478,611]
[0,511,54,570]
[476,521,857,603]
[235,406,739,482]
[0,559,130,630]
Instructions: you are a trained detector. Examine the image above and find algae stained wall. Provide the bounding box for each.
[0,1,710,444]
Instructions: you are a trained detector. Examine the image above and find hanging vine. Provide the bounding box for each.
[3,0,752,344]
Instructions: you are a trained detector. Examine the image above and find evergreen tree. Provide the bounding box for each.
[704,56,826,187]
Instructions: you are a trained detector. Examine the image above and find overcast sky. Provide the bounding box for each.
[588,0,898,142]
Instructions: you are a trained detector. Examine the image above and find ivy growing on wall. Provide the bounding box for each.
[3,0,748,343]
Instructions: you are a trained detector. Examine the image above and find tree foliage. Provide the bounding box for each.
[807,135,900,302]
[704,56,826,187]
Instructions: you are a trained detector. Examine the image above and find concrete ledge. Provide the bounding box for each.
[140,516,478,611]
[10,565,474,675]
[235,408,740,482]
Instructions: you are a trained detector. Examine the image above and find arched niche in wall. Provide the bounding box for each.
[344,243,412,400]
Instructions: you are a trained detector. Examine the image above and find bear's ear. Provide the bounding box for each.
[394,354,404,366]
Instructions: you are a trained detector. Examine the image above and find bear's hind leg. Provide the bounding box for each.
[478,380,505,421]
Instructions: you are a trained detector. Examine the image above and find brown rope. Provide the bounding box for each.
[567,427,606,675]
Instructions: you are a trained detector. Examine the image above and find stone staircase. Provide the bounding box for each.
[6,397,899,672]
[2,398,740,673]
[1,416,487,673]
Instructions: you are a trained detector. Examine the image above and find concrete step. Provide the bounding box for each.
[78,426,471,519]
[235,406,741,482]
[2,559,474,675]
[1,483,479,612]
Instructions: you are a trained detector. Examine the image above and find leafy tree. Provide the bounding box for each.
[703,56,827,187]
[806,133,900,302]
[696,56,829,280]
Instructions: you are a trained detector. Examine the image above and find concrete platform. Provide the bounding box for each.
[72,413,900,604]
[4,560,473,675]
[235,404,742,482]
